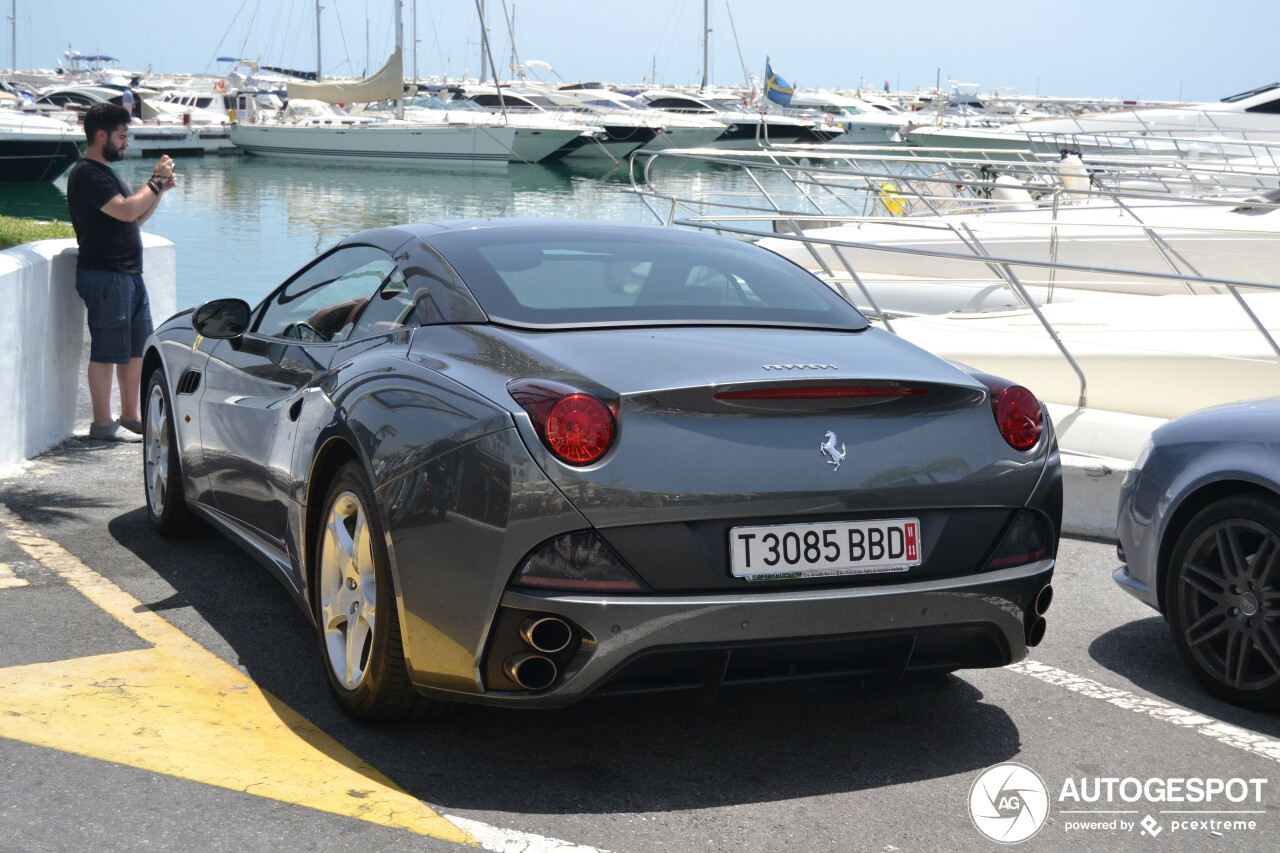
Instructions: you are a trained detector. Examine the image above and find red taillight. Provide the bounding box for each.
[973,373,1042,450]
[508,379,617,466]
[714,385,926,401]
[546,394,614,464]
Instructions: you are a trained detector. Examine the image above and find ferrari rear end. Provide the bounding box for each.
[384,221,1060,706]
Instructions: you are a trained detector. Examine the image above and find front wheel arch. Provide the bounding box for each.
[1157,481,1280,614]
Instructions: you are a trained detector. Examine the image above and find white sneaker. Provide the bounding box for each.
[88,422,143,443]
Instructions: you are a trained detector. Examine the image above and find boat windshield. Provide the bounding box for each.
[1220,83,1280,103]
[430,226,869,331]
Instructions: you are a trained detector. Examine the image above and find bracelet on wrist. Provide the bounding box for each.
[146,178,162,195]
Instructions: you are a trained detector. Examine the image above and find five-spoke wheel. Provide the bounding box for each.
[143,368,202,535]
[313,461,441,721]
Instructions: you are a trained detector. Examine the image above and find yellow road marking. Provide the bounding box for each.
[0,561,28,588]
[0,506,475,846]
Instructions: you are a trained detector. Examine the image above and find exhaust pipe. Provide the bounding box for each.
[505,653,558,690]
[1034,585,1054,617]
[519,615,573,654]
[1026,616,1047,648]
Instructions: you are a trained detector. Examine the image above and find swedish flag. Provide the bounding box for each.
[765,62,794,106]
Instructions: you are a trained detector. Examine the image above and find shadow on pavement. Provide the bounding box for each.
[107,505,1022,815]
[1089,618,1280,738]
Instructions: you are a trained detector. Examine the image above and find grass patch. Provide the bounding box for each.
[0,214,75,250]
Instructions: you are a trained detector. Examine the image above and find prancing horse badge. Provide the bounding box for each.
[820,431,847,471]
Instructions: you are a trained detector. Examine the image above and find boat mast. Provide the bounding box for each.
[394,0,403,118]
[315,1,322,81]
[474,0,506,120]
[699,0,709,92]
[8,0,15,73]
[478,0,487,83]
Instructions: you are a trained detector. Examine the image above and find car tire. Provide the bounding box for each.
[143,367,206,536]
[313,461,445,722]
[1164,494,1280,709]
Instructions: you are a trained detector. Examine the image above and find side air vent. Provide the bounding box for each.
[176,369,202,395]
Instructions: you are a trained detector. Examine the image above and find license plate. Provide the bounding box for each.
[729,518,921,581]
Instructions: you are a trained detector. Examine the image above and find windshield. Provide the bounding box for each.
[429,226,869,331]
[1221,83,1280,103]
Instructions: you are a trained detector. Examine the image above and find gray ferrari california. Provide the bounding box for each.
[141,220,1061,721]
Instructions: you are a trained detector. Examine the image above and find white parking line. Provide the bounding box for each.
[1010,660,1280,763]
[445,815,610,853]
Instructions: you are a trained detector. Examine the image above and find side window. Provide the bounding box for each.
[255,245,398,342]
[349,266,416,339]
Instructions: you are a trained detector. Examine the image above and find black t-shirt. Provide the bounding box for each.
[66,159,144,273]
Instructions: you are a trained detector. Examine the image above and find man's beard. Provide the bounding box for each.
[102,140,125,162]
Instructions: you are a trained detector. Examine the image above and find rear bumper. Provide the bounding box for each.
[423,559,1054,707]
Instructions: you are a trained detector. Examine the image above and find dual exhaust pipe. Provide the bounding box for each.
[504,615,573,691]
[1026,584,1053,647]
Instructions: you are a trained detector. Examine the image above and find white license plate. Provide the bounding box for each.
[729,518,921,581]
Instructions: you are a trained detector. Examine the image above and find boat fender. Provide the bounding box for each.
[214,79,227,92]
[1057,152,1089,195]
[990,175,1035,210]
[878,182,907,216]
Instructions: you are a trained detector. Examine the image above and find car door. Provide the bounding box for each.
[199,244,402,551]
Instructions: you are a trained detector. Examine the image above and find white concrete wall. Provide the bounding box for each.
[0,235,176,475]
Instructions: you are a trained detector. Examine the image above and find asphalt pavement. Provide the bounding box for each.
[1,435,1278,853]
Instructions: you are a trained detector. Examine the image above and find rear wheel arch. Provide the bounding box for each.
[1157,481,1280,614]
[303,436,361,615]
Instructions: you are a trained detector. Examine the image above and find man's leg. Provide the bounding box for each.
[87,360,116,428]
[117,357,143,422]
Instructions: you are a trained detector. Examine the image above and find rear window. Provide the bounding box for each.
[429,228,869,331]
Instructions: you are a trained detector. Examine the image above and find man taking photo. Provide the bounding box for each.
[66,103,177,442]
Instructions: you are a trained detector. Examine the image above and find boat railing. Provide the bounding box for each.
[672,212,1280,410]
[628,146,1280,409]
[630,145,1280,228]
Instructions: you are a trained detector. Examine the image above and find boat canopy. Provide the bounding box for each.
[287,48,403,104]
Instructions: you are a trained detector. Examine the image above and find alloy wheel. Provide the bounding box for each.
[1173,517,1280,691]
[144,384,169,518]
[319,490,378,690]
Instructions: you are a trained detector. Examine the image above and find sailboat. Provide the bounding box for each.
[229,5,514,168]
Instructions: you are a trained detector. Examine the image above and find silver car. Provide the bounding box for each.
[142,220,1061,721]
[1116,397,1280,709]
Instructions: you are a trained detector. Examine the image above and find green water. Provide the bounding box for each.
[3,154,743,310]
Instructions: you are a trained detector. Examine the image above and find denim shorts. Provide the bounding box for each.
[75,269,154,364]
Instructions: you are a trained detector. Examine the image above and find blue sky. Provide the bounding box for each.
[10,0,1279,102]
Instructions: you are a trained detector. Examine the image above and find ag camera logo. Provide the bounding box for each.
[969,762,1051,843]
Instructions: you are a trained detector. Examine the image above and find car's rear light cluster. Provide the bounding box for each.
[971,372,1043,450]
[985,510,1054,570]
[508,379,617,466]
[714,385,927,402]
[513,531,647,592]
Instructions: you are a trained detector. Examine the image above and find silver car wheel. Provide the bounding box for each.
[319,490,378,690]
[1174,517,1280,691]
[144,383,169,518]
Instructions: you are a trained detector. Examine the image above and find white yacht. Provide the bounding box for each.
[548,87,726,151]
[638,89,831,147]
[380,94,593,164]
[0,107,82,181]
[456,88,660,161]
[776,90,912,144]
[908,83,1280,150]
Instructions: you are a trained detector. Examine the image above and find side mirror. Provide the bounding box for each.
[192,298,252,339]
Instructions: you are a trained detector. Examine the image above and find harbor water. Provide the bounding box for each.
[1,154,744,311]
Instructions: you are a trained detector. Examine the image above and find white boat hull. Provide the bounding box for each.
[229,122,514,167]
